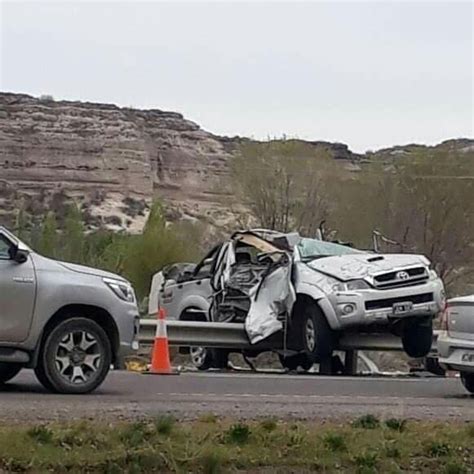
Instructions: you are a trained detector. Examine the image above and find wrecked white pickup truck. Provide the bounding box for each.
[149,230,445,371]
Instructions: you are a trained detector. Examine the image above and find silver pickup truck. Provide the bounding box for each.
[150,230,445,370]
[0,226,139,393]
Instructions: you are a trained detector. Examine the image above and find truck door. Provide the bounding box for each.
[160,246,221,320]
[0,232,36,342]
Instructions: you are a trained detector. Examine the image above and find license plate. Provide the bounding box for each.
[392,301,413,315]
[461,352,474,363]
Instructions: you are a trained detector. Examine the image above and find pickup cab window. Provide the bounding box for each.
[0,235,12,260]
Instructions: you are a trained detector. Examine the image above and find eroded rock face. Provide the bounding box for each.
[0,92,237,232]
[1,92,471,233]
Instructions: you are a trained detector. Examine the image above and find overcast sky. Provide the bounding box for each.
[0,1,472,152]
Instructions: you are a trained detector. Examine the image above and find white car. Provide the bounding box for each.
[438,295,474,393]
[151,230,445,370]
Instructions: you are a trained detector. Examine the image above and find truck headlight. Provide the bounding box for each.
[333,280,371,292]
[103,277,136,303]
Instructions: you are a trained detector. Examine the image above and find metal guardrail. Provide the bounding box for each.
[139,319,439,353]
[140,320,282,350]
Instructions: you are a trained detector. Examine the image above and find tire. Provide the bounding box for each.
[34,317,112,394]
[402,317,433,358]
[461,372,474,394]
[424,357,445,376]
[0,363,22,384]
[279,354,313,372]
[279,354,299,371]
[210,349,229,369]
[292,302,335,363]
[189,346,213,371]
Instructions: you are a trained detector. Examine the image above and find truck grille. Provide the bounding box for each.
[365,292,434,311]
[372,266,429,289]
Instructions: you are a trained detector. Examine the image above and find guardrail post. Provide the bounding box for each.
[344,350,358,375]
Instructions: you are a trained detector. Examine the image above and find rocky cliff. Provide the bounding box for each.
[0,92,240,232]
[0,92,471,233]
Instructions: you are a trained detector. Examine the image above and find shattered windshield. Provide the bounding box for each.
[297,238,364,261]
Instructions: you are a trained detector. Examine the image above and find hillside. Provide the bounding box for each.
[0,92,471,232]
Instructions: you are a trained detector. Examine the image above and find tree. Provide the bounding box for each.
[231,140,343,235]
[333,148,474,294]
[37,212,58,257]
[60,203,86,263]
[122,202,202,298]
[16,200,204,301]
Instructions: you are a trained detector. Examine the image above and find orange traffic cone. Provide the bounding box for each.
[145,308,179,375]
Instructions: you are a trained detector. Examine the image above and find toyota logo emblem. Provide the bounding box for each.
[396,271,410,280]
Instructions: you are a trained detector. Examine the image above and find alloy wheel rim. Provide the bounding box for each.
[190,346,207,367]
[55,331,101,384]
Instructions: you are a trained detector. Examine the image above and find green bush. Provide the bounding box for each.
[324,432,347,452]
[16,201,203,301]
[225,423,251,445]
[426,441,451,457]
[443,461,467,474]
[353,451,378,471]
[119,422,150,447]
[385,418,407,432]
[200,449,225,474]
[27,425,54,444]
[154,415,175,436]
[260,418,278,432]
[352,414,380,430]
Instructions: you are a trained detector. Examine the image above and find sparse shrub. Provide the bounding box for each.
[55,422,104,448]
[199,413,218,424]
[119,422,149,447]
[39,94,54,102]
[286,431,304,448]
[352,414,380,429]
[57,429,86,448]
[353,451,378,471]
[225,423,251,444]
[384,444,401,459]
[260,418,278,432]
[201,449,225,474]
[443,461,467,474]
[324,432,347,452]
[154,415,175,436]
[465,423,474,437]
[426,441,451,457]
[27,425,54,444]
[385,418,407,432]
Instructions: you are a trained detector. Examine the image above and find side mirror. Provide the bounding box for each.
[9,245,29,264]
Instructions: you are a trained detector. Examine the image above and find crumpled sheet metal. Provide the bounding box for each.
[245,264,296,344]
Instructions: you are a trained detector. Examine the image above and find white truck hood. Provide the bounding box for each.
[306,253,429,281]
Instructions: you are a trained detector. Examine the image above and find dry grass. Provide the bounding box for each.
[0,417,472,472]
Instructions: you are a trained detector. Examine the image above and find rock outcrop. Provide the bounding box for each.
[0,92,239,231]
[0,92,471,232]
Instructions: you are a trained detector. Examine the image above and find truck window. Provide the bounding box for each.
[0,236,12,260]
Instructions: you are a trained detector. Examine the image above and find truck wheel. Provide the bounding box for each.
[279,354,313,372]
[461,372,474,394]
[294,302,335,363]
[0,363,22,384]
[402,317,433,358]
[35,318,112,394]
[424,356,445,376]
[211,349,229,369]
[190,347,213,371]
[279,354,299,371]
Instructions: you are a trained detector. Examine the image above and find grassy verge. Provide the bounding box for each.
[0,415,472,473]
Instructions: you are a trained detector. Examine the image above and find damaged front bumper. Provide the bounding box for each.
[326,278,445,329]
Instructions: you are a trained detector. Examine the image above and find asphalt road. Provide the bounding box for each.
[0,370,472,422]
